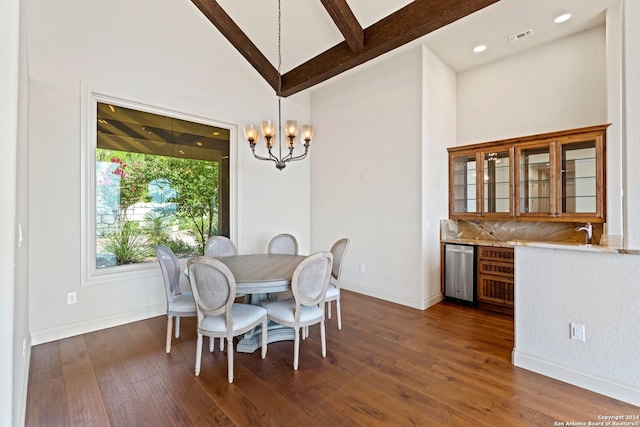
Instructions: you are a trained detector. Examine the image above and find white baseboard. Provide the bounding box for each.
[512,349,640,407]
[342,281,443,310]
[30,304,166,345]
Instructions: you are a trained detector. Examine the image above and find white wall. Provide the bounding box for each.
[421,46,455,306]
[26,0,311,344]
[622,0,640,248]
[1,0,31,425]
[513,247,640,406]
[310,46,453,309]
[457,26,607,145]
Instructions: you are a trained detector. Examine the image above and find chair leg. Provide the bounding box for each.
[220,337,225,351]
[293,327,300,370]
[175,316,180,338]
[195,334,203,376]
[261,319,268,359]
[327,301,332,319]
[336,298,342,330]
[320,320,326,358]
[227,336,234,383]
[209,337,214,352]
[166,316,173,353]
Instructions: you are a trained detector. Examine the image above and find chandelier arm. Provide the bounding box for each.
[282,145,310,164]
[249,143,278,164]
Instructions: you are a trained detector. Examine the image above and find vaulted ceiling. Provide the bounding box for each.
[190,0,619,97]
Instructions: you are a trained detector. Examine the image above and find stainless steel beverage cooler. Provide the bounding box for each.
[444,243,476,305]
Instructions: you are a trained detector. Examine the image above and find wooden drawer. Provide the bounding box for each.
[477,246,515,315]
[477,246,514,262]
[478,276,514,305]
[478,259,515,278]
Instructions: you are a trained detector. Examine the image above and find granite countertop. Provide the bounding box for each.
[440,219,640,255]
[441,237,640,254]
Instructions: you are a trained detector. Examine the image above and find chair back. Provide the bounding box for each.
[292,251,333,307]
[330,238,350,289]
[154,245,182,297]
[204,236,237,257]
[187,257,236,322]
[268,233,299,255]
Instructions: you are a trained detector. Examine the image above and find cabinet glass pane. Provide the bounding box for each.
[519,149,550,213]
[562,141,596,213]
[483,151,510,213]
[452,155,476,213]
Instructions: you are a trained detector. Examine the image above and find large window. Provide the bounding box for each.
[82,88,236,284]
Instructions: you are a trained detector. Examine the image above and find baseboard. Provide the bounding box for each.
[30,304,166,345]
[512,349,640,407]
[342,281,443,310]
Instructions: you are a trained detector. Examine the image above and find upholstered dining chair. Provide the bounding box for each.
[267,233,299,255]
[204,236,237,257]
[265,251,332,370]
[325,238,350,330]
[154,245,197,353]
[187,256,268,383]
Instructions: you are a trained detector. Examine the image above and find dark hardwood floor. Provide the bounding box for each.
[26,290,638,426]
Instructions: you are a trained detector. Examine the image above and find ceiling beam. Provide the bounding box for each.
[190,0,280,93]
[280,0,500,97]
[319,0,364,53]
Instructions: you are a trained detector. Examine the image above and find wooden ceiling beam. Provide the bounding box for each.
[319,0,364,53]
[190,0,280,93]
[280,0,500,97]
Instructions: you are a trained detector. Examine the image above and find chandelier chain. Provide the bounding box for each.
[277,0,282,94]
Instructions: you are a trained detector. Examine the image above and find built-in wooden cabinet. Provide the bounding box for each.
[448,124,608,223]
[477,246,514,315]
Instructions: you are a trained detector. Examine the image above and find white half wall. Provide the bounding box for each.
[310,45,454,309]
[26,0,311,344]
[513,246,640,406]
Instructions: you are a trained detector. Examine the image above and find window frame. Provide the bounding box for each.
[81,84,237,285]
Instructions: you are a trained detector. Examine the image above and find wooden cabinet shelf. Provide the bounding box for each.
[477,246,514,315]
[448,124,609,223]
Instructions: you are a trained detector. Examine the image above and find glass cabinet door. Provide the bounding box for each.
[516,145,553,216]
[481,150,511,216]
[557,134,603,218]
[450,153,478,216]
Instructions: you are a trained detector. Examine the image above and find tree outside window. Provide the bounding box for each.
[95,102,230,268]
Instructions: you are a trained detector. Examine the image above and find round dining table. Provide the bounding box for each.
[199,253,307,353]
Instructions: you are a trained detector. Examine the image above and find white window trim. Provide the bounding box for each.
[80,83,237,286]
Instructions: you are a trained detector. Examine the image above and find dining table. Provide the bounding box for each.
[196,253,307,353]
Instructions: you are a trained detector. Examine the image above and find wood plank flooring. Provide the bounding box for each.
[26,291,638,426]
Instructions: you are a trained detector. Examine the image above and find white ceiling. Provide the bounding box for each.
[215,0,619,87]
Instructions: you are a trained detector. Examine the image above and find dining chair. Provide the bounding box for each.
[204,236,237,257]
[154,245,197,353]
[325,238,350,330]
[187,256,268,383]
[267,233,299,255]
[265,251,332,370]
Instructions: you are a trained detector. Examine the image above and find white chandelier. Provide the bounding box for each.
[243,0,314,171]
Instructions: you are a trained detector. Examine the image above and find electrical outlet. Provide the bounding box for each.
[67,292,77,304]
[359,264,365,273]
[570,323,585,342]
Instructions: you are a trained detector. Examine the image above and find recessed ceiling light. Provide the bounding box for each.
[554,13,572,24]
[473,45,487,53]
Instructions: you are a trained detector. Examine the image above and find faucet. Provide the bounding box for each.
[575,222,593,244]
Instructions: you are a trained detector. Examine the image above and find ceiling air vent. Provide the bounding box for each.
[509,29,534,42]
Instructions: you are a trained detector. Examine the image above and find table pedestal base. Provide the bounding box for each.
[237,321,294,353]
